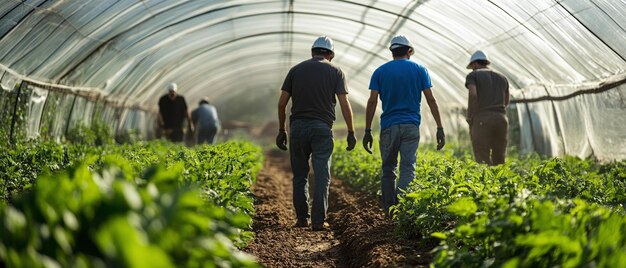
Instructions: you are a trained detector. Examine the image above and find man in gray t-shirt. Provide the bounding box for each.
[276,36,356,231]
[191,97,220,144]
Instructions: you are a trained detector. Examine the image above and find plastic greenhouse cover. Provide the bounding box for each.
[0,0,624,159]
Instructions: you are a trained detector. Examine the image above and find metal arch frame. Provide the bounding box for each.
[72,9,395,83]
[126,1,469,79]
[67,10,397,98]
[112,31,389,102]
[1,0,489,108]
[557,0,626,63]
[486,0,622,76]
[0,0,47,40]
[1,0,625,108]
[27,1,124,76]
[71,13,471,105]
[40,1,465,88]
[53,1,251,82]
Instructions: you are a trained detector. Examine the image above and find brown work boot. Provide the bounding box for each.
[293,219,310,228]
[311,222,330,231]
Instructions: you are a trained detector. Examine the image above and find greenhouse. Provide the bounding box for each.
[1,0,625,267]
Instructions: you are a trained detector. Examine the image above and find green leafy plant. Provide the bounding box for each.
[0,140,264,267]
[332,141,626,267]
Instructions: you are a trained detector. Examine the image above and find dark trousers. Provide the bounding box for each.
[289,119,333,225]
[164,128,184,142]
[470,111,508,166]
[197,125,218,144]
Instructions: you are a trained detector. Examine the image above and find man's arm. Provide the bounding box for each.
[157,99,165,127]
[191,110,198,125]
[467,84,478,124]
[158,113,164,127]
[424,88,445,150]
[365,90,378,130]
[337,93,354,132]
[504,79,510,107]
[504,91,510,107]
[277,91,290,130]
[184,111,193,132]
[423,89,442,128]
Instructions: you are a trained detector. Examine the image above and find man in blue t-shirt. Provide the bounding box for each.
[362,35,445,216]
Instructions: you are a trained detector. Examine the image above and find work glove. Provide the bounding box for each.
[436,127,445,150]
[362,129,373,154]
[346,131,356,151]
[276,130,288,151]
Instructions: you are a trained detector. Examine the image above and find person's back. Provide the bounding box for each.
[466,69,508,114]
[287,57,345,127]
[192,104,219,129]
[192,99,220,144]
[371,59,430,129]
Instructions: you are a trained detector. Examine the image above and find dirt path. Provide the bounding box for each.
[245,151,433,267]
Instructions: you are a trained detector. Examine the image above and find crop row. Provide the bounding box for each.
[332,141,626,267]
[0,140,263,267]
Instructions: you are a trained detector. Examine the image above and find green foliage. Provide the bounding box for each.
[0,140,73,202]
[0,140,263,267]
[332,141,626,267]
[115,128,143,144]
[66,121,114,146]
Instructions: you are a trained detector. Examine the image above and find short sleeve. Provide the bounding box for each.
[181,96,188,111]
[281,67,294,94]
[419,67,433,90]
[504,75,509,94]
[465,72,476,89]
[335,68,348,94]
[369,68,380,91]
[158,96,164,112]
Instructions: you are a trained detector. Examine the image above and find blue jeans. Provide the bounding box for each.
[289,119,334,225]
[379,124,420,214]
[197,124,219,144]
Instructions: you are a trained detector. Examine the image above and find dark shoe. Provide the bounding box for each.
[311,222,330,231]
[294,219,309,228]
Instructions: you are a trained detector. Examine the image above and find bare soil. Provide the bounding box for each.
[244,150,434,267]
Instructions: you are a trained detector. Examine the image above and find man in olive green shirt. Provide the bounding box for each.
[465,50,510,166]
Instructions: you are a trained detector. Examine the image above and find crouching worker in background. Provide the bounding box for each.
[191,97,221,145]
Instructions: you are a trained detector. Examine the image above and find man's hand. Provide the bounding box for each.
[362,129,373,154]
[346,131,356,151]
[436,127,445,150]
[276,130,288,151]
